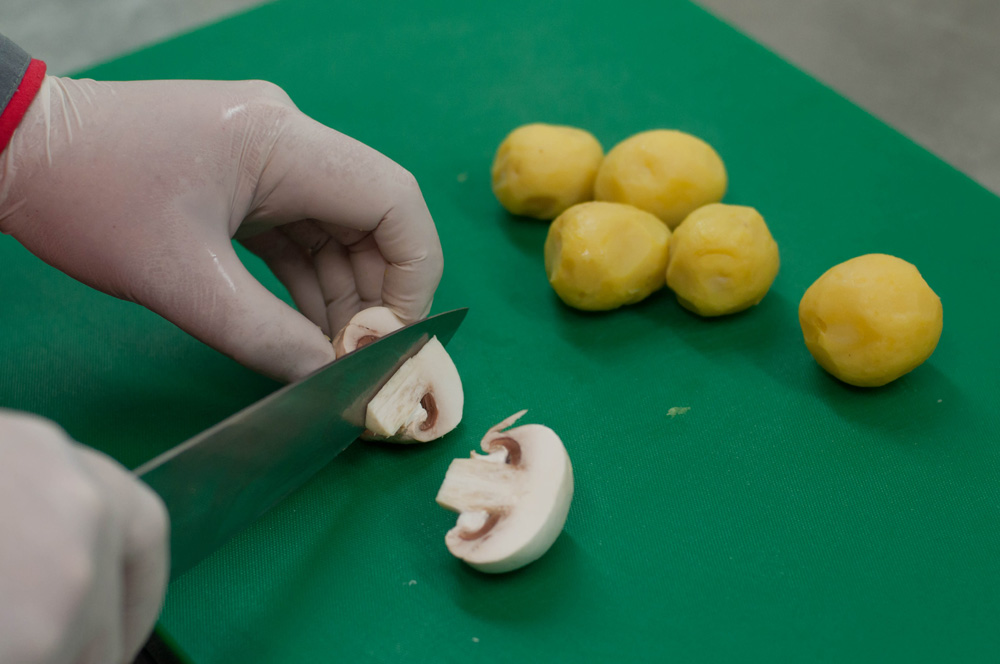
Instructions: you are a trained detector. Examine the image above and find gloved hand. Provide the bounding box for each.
[0,76,443,382]
[0,409,169,664]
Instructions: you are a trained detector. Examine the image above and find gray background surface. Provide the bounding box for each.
[2,0,998,194]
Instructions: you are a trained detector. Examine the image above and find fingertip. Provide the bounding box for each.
[120,481,170,662]
[380,252,442,324]
[419,297,434,320]
[279,333,337,383]
[70,446,170,662]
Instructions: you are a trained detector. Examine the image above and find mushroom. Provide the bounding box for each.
[332,307,463,443]
[435,411,573,573]
[332,307,406,358]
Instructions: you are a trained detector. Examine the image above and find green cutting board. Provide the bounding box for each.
[2,0,998,661]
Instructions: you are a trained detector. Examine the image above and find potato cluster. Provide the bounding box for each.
[491,123,943,387]
[492,124,779,316]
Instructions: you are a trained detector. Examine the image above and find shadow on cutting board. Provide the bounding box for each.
[625,282,970,447]
[448,533,588,623]
[497,209,550,259]
[806,360,968,443]
[135,629,192,664]
[662,289,793,355]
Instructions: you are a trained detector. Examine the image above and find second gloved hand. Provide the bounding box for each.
[0,409,169,664]
[0,76,444,382]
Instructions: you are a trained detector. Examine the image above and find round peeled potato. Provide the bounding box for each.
[798,254,943,387]
[594,129,727,229]
[666,203,779,316]
[544,201,670,311]
[491,123,604,220]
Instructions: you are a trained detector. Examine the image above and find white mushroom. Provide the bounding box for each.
[332,307,463,443]
[435,411,573,573]
[332,307,406,358]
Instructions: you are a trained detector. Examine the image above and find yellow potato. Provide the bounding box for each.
[798,254,943,387]
[594,129,727,229]
[544,202,670,311]
[665,203,779,316]
[491,123,604,220]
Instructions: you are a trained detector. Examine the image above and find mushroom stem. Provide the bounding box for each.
[458,511,503,540]
[435,454,517,514]
[364,336,462,442]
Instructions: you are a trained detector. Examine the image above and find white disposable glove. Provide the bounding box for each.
[0,76,444,382]
[0,409,169,664]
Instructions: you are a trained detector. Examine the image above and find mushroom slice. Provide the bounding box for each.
[332,307,405,358]
[330,307,464,443]
[435,411,573,573]
[364,336,463,443]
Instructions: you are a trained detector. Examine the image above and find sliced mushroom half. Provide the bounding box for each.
[435,411,573,573]
[332,307,463,443]
[364,336,463,442]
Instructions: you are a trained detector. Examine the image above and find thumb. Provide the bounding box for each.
[74,445,169,664]
[136,231,335,383]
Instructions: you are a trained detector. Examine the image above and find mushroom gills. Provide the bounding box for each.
[364,336,463,443]
[435,411,573,574]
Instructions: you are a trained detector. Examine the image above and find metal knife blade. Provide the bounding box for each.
[134,308,468,579]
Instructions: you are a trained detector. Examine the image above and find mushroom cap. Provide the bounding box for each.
[332,307,405,358]
[438,411,574,573]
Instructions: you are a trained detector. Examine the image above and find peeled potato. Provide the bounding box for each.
[544,201,670,311]
[594,129,727,229]
[491,123,604,220]
[798,254,943,387]
[666,203,780,317]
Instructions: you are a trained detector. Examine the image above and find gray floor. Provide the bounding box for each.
[2,0,999,194]
[696,0,1000,195]
[1,0,267,76]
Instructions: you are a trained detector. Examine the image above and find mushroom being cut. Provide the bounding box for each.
[435,411,573,573]
[332,307,406,358]
[332,306,463,443]
[364,336,463,442]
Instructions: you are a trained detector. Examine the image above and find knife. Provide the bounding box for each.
[134,308,468,580]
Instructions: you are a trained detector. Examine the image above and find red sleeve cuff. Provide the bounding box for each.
[0,58,47,155]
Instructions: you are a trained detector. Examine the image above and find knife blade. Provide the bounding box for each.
[134,307,468,579]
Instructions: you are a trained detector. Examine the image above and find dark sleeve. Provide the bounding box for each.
[0,33,47,154]
[1,33,32,112]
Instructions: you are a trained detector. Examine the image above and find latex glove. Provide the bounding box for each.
[0,76,443,382]
[0,409,169,664]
